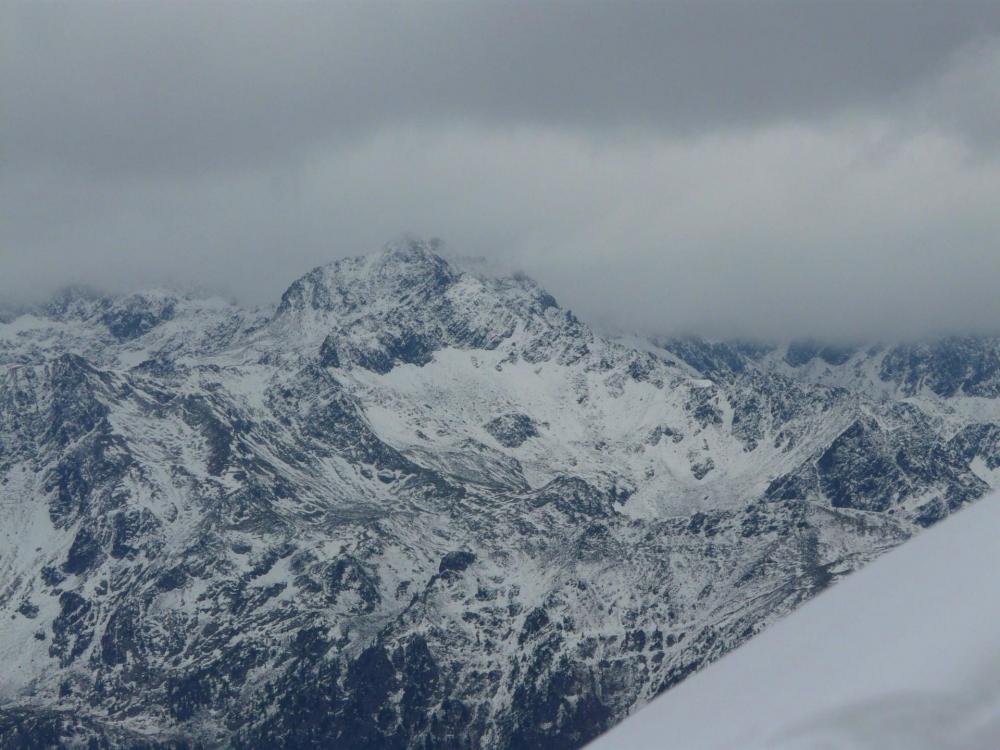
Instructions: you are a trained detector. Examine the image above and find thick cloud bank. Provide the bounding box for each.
[3,2,1000,339]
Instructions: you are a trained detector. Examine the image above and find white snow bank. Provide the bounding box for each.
[589,493,1000,750]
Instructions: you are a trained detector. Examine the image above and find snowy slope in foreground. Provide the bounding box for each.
[590,492,1000,750]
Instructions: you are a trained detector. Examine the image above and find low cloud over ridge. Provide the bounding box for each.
[3,1,1000,340]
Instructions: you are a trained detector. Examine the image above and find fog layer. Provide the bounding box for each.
[3,2,1000,339]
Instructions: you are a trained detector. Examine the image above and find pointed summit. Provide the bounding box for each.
[275,238,456,318]
[271,238,587,373]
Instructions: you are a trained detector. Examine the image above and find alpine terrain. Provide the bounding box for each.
[591,489,1000,750]
[2,239,1000,749]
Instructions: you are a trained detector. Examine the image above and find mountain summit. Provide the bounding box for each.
[2,241,999,748]
[271,239,587,374]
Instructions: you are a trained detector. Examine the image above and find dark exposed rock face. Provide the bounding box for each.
[484,414,540,448]
[656,337,769,379]
[2,242,1000,749]
[102,297,176,341]
[690,458,715,480]
[950,423,1000,469]
[784,340,856,368]
[880,337,1000,397]
[764,406,989,515]
[439,550,476,574]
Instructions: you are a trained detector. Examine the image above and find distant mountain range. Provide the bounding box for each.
[2,239,1000,748]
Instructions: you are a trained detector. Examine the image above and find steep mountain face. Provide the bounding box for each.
[1,240,999,749]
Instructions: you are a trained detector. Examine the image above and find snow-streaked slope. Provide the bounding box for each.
[3,241,1000,748]
[589,492,1000,750]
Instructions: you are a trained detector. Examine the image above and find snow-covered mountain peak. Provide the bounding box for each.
[5,243,1000,748]
[275,239,457,318]
[274,238,561,322]
[268,239,590,373]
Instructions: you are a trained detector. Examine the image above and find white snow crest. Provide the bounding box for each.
[588,493,1000,750]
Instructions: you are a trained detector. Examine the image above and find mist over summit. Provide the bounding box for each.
[6,2,1000,341]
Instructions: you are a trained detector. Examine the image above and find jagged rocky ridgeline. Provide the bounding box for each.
[2,239,1000,748]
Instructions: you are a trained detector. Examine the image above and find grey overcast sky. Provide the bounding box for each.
[3,1,1000,339]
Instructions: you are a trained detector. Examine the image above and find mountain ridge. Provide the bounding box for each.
[2,239,999,748]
